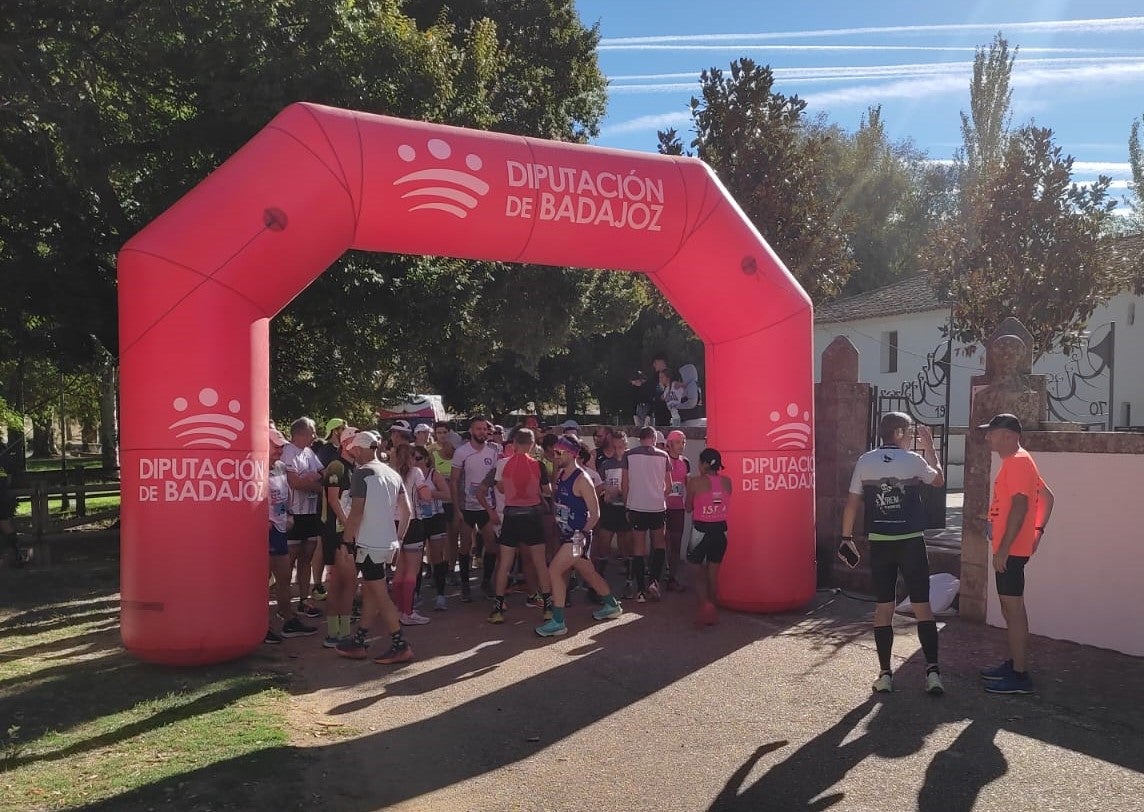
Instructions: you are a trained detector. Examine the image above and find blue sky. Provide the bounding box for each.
[573,1,1143,202]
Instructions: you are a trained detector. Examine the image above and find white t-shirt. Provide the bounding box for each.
[623,444,671,512]
[268,461,290,533]
[453,441,498,511]
[401,467,427,520]
[281,442,322,515]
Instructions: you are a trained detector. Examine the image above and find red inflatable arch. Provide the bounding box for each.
[118,103,816,665]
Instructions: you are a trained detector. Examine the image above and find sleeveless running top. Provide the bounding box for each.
[692,474,728,522]
[553,467,588,536]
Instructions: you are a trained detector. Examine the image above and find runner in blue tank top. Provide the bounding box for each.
[536,437,624,637]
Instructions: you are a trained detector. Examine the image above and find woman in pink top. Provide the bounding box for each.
[685,447,732,627]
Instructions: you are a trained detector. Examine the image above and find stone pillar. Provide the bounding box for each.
[814,337,871,586]
[960,319,1047,621]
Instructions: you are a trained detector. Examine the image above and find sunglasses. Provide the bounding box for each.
[413,454,427,461]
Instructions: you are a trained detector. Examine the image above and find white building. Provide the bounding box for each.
[814,274,1144,432]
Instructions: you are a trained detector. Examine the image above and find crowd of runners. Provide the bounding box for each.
[264,414,731,665]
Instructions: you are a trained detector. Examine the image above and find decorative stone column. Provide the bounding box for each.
[814,336,871,586]
[960,318,1047,621]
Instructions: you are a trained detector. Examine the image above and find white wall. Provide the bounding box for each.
[985,451,1144,657]
[814,292,1144,431]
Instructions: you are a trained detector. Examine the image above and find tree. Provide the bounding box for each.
[923,126,1120,359]
[812,107,957,295]
[658,58,855,301]
[2,1,614,431]
[959,34,1016,192]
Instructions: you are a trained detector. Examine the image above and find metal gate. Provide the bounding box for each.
[867,339,951,529]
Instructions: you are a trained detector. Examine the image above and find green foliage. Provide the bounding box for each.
[924,126,1120,360]
[658,58,855,301]
[959,33,1016,191]
[3,1,612,426]
[1128,114,1144,236]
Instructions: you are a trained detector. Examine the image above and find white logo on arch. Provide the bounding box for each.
[394,138,490,219]
[767,402,812,450]
[169,388,245,449]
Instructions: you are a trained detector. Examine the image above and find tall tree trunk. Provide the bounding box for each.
[3,358,27,478]
[31,418,57,457]
[99,362,119,470]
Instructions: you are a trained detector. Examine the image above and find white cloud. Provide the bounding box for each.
[606,111,692,135]
[598,16,1144,46]
[599,44,1101,53]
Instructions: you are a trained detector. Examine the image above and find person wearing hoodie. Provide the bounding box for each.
[676,363,705,427]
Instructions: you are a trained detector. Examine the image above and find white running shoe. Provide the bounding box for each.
[399,611,431,626]
[872,672,893,693]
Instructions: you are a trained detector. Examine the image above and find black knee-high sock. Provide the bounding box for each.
[433,561,448,596]
[595,559,608,577]
[415,563,424,596]
[917,620,939,669]
[482,552,497,583]
[874,625,894,673]
[632,555,647,591]
[459,553,471,585]
[624,557,633,581]
[649,548,666,582]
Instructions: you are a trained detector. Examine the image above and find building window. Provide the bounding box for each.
[880,330,898,374]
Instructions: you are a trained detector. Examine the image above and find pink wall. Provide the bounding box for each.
[986,451,1144,656]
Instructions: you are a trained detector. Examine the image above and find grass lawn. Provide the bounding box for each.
[0,538,303,811]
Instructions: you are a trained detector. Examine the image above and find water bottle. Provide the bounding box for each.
[570,530,585,559]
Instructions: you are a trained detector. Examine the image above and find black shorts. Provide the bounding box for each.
[499,507,545,548]
[686,521,728,564]
[287,513,322,542]
[441,502,455,523]
[628,509,667,531]
[268,526,289,557]
[868,536,931,604]
[357,553,388,582]
[599,503,630,533]
[665,508,686,537]
[422,513,447,538]
[320,527,342,564]
[462,508,492,529]
[995,555,1030,597]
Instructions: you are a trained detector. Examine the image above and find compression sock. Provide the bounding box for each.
[874,625,894,673]
[649,548,666,582]
[917,620,939,668]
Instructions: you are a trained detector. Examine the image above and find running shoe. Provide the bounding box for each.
[984,673,1034,695]
[535,619,568,637]
[487,609,505,624]
[646,580,662,601]
[434,595,448,611]
[310,585,328,601]
[636,591,647,604]
[297,602,323,619]
[374,643,414,664]
[592,602,623,621]
[980,659,1015,681]
[925,670,945,695]
[322,635,341,649]
[525,592,544,608]
[335,632,368,660]
[263,628,283,645]
[400,611,431,626]
[281,617,318,637]
[872,672,894,693]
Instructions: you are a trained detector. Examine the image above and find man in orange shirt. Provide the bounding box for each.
[979,413,1055,695]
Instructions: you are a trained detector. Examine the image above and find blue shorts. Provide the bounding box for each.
[269,526,289,557]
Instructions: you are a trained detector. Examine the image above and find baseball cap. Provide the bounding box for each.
[349,430,380,450]
[390,419,413,436]
[978,413,1022,433]
[269,427,289,447]
[666,430,686,443]
[413,422,432,435]
[338,428,358,448]
[699,448,724,471]
[323,417,347,439]
[560,419,580,433]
